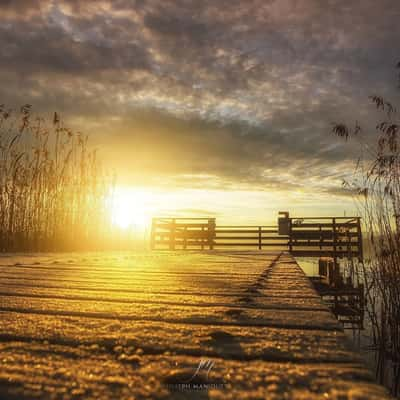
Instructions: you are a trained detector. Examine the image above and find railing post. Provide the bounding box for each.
[169,218,176,250]
[150,218,156,250]
[332,218,337,257]
[319,224,322,249]
[359,282,364,328]
[288,219,293,253]
[332,218,337,259]
[346,224,351,257]
[357,217,363,261]
[258,226,262,250]
[183,226,187,250]
[208,218,215,250]
[332,218,339,284]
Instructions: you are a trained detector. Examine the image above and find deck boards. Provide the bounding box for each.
[0,251,391,399]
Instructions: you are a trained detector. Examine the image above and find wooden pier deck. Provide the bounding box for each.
[0,251,390,399]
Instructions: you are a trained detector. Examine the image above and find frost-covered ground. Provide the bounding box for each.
[0,251,391,399]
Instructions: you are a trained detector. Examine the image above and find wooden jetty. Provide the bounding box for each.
[0,251,391,399]
[151,214,366,330]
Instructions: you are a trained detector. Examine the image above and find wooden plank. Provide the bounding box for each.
[215,236,288,240]
[291,250,360,257]
[157,232,210,237]
[289,216,359,220]
[155,217,212,220]
[215,243,288,247]
[291,223,358,228]
[217,225,277,228]
[288,242,360,247]
[0,251,389,399]
[153,220,214,229]
[215,229,274,233]
[291,231,359,239]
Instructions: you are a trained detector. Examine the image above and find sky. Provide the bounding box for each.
[1,0,400,225]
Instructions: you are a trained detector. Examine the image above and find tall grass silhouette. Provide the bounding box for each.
[333,61,400,395]
[0,104,114,251]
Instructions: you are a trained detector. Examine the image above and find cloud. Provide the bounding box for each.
[94,108,358,195]
[0,0,51,20]
[0,0,399,196]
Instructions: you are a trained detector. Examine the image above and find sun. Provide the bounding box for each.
[111,187,151,230]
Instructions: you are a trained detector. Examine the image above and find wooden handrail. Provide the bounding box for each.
[150,216,363,259]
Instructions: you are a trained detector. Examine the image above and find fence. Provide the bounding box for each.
[150,216,363,260]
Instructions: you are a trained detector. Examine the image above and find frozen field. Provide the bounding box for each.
[0,251,390,399]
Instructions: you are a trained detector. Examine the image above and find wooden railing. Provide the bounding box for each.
[150,216,363,260]
[214,225,286,249]
[288,217,363,259]
[150,218,216,250]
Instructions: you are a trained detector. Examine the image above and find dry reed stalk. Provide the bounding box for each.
[0,104,115,252]
[332,61,400,395]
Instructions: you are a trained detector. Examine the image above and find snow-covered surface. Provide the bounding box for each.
[0,251,391,399]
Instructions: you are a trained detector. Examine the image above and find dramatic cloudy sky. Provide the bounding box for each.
[1,0,399,222]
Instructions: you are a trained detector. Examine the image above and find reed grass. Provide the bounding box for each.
[0,104,114,251]
[333,61,400,395]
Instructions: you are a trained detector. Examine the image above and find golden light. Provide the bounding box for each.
[111,187,151,230]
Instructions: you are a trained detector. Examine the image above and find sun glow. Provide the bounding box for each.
[111,187,151,230]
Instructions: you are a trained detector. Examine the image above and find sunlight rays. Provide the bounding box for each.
[111,187,152,230]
